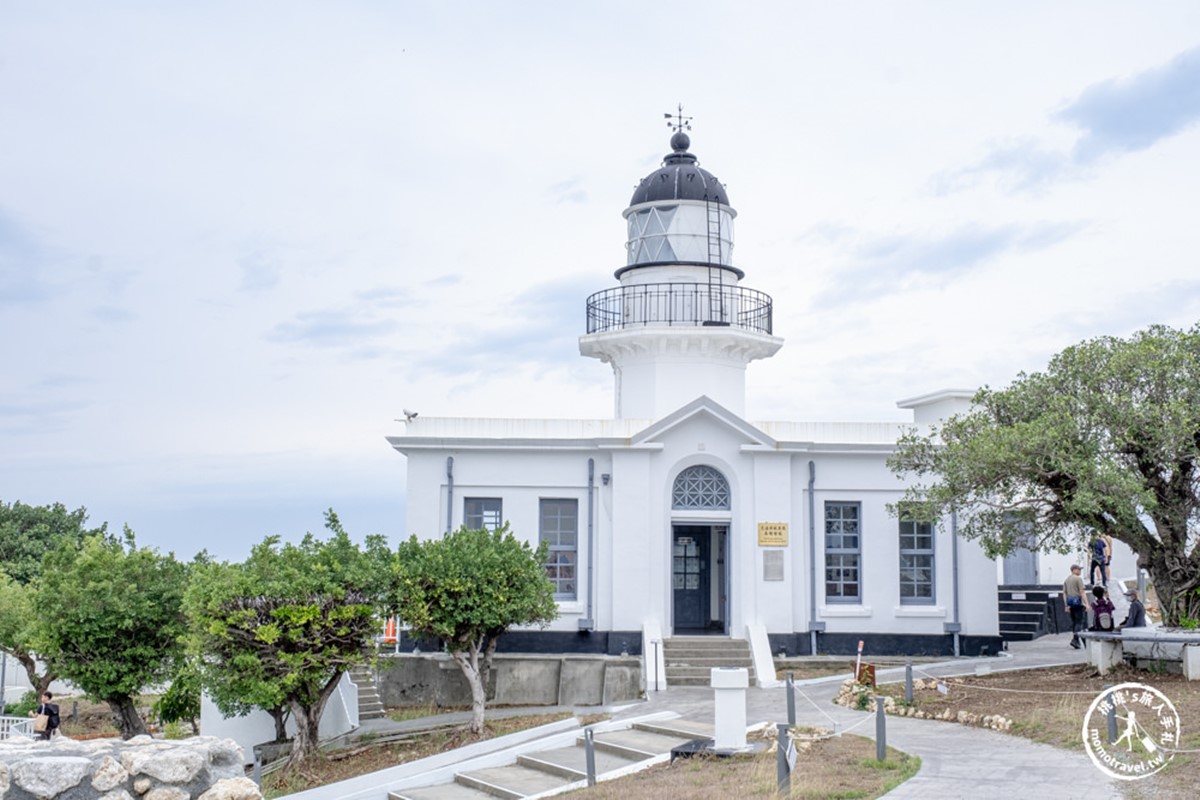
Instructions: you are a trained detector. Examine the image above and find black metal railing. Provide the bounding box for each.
[585,282,773,335]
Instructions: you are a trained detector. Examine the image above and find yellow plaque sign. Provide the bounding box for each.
[758,522,788,547]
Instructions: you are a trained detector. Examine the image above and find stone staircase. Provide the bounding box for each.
[349,665,386,721]
[389,719,713,799]
[662,637,755,687]
[998,586,1070,642]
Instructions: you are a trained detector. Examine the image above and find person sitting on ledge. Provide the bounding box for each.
[1121,589,1147,629]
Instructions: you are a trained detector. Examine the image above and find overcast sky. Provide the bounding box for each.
[3,2,1199,561]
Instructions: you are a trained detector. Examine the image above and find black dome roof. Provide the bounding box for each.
[629,132,730,207]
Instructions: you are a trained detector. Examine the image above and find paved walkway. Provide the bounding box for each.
[328,634,1122,798]
[610,634,1120,799]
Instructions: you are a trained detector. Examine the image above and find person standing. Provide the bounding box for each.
[29,691,60,741]
[1064,564,1089,648]
[1121,589,1147,629]
[1102,533,1114,587]
[1088,536,1107,587]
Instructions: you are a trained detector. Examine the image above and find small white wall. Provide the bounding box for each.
[199,673,358,765]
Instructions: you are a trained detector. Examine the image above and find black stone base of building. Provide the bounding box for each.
[768,632,1004,658]
[396,629,643,657]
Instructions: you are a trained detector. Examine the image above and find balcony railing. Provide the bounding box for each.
[585,282,773,335]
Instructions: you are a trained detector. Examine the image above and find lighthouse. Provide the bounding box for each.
[579,123,782,419]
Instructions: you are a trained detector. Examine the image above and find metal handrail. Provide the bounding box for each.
[0,715,34,740]
[585,282,773,335]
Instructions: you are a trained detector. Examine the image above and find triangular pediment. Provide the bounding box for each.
[630,395,776,448]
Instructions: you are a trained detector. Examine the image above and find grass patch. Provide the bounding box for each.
[567,734,918,800]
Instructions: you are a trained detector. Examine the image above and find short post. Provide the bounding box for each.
[905,660,913,704]
[875,696,887,762]
[1137,569,1147,600]
[786,673,796,726]
[72,701,78,723]
[776,722,790,795]
[252,746,262,787]
[711,667,749,750]
[1104,685,1117,745]
[652,639,661,691]
[584,728,596,787]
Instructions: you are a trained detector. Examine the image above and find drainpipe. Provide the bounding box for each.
[951,507,961,656]
[807,461,824,654]
[580,459,595,631]
[445,456,454,535]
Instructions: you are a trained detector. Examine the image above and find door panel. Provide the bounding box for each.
[673,526,709,632]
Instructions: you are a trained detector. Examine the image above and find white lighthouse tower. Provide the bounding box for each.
[579,120,782,419]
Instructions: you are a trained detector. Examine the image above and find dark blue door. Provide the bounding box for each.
[673,525,710,632]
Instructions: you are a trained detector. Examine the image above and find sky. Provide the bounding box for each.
[2,2,1199,562]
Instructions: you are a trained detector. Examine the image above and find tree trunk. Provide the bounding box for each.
[11,649,54,696]
[287,701,324,769]
[283,673,344,770]
[1143,552,1200,627]
[270,706,289,743]
[452,646,488,735]
[107,696,148,739]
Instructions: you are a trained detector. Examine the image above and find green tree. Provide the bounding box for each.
[0,571,54,695]
[184,511,383,768]
[396,525,558,734]
[35,530,187,738]
[0,500,107,584]
[890,324,1200,626]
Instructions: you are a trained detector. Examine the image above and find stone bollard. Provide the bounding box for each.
[711,667,749,751]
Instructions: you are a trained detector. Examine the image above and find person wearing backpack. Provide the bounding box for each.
[29,691,60,741]
[1090,586,1115,632]
[1088,536,1107,587]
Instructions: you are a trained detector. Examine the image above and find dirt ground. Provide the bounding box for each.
[868,664,1200,798]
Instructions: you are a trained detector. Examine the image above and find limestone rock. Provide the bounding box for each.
[123,746,205,783]
[134,776,153,793]
[146,787,191,800]
[0,762,8,794]
[198,777,265,800]
[12,756,91,796]
[92,754,130,791]
[100,791,136,800]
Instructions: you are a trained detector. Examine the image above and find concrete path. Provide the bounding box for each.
[611,634,1121,799]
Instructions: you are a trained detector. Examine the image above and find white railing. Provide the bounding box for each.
[0,715,34,740]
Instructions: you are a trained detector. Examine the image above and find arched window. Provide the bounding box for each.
[672,465,731,510]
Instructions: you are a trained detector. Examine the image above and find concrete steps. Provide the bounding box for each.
[998,587,1069,642]
[349,666,387,721]
[662,637,755,686]
[388,719,712,800]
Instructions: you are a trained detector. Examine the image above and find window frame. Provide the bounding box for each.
[463,497,502,532]
[898,508,936,605]
[539,498,579,601]
[824,501,862,604]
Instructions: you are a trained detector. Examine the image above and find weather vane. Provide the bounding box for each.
[664,103,692,133]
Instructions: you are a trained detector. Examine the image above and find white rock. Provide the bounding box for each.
[146,787,191,800]
[198,776,266,800]
[0,762,8,794]
[12,755,91,796]
[123,746,205,783]
[100,791,136,800]
[92,753,131,791]
[134,776,153,793]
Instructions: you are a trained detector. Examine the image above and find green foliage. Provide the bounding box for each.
[396,524,558,649]
[33,530,187,736]
[0,500,107,584]
[183,510,384,764]
[3,690,38,717]
[890,324,1200,626]
[0,570,34,654]
[154,659,202,726]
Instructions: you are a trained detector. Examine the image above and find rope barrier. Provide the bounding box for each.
[913,669,1097,695]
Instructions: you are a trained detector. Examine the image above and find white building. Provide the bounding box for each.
[388,129,1004,674]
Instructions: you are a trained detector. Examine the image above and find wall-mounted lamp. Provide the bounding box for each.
[601,473,611,485]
